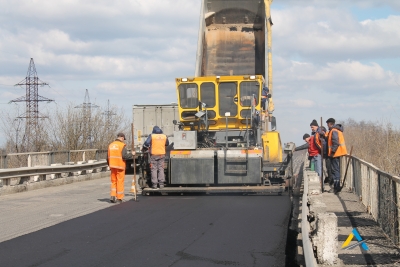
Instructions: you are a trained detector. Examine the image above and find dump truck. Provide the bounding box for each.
[133,0,295,195]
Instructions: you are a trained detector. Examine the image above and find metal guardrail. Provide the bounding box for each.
[301,153,319,267]
[0,149,107,169]
[341,155,400,246]
[0,160,108,181]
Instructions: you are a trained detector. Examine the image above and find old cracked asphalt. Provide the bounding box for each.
[0,174,291,267]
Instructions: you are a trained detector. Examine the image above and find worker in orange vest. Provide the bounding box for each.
[295,132,322,177]
[326,118,348,193]
[107,133,133,203]
[143,126,169,189]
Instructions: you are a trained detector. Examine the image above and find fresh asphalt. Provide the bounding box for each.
[0,189,291,267]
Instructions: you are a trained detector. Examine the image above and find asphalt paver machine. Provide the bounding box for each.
[133,0,295,195]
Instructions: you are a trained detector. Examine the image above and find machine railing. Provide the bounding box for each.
[0,149,107,169]
[341,155,400,246]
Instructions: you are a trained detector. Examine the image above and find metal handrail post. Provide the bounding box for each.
[225,116,228,148]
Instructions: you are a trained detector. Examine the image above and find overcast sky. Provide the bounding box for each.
[0,0,399,147]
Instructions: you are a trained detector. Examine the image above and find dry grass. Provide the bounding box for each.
[343,118,400,176]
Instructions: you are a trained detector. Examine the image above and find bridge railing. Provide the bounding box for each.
[341,155,400,246]
[0,160,109,191]
[0,149,108,169]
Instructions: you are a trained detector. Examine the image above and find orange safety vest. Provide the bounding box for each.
[314,132,322,151]
[327,129,347,157]
[108,140,126,170]
[151,134,167,155]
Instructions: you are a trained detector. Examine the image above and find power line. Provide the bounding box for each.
[9,58,54,152]
[102,99,116,130]
[75,89,99,148]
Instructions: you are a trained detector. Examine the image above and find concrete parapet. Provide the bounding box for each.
[312,212,338,265]
[50,163,63,179]
[87,160,97,173]
[309,182,322,195]
[306,169,322,196]
[75,161,87,175]
[308,196,327,232]
[309,196,327,215]
[307,172,320,183]
[303,159,338,265]
[9,177,21,186]
[33,165,47,182]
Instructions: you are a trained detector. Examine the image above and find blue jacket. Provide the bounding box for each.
[143,126,169,153]
[261,86,269,109]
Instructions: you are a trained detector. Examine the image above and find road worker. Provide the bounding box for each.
[143,126,169,189]
[317,126,333,186]
[107,133,133,203]
[311,120,334,184]
[309,120,323,178]
[326,118,348,193]
[295,131,322,177]
[261,86,269,110]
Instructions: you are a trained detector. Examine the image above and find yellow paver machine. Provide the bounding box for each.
[139,0,295,195]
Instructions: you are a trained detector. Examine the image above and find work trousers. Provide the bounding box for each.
[331,157,340,190]
[110,168,125,200]
[324,157,333,184]
[150,155,165,187]
[310,154,322,177]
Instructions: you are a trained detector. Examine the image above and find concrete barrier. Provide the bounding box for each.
[302,154,338,266]
[50,163,63,179]
[313,213,338,265]
[87,160,97,173]
[75,161,87,176]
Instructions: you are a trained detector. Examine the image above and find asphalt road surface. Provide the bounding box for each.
[0,176,291,267]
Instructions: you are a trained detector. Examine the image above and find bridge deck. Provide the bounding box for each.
[321,184,400,266]
[0,175,291,267]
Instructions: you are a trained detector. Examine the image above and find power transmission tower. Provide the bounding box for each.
[75,89,99,148]
[102,99,116,131]
[10,58,53,152]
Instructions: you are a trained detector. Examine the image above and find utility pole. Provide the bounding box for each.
[10,58,53,152]
[75,89,99,148]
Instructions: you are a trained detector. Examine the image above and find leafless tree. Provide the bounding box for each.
[1,105,48,153]
[343,119,400,176]
[1,102,130,153]
[47,103,129,151]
